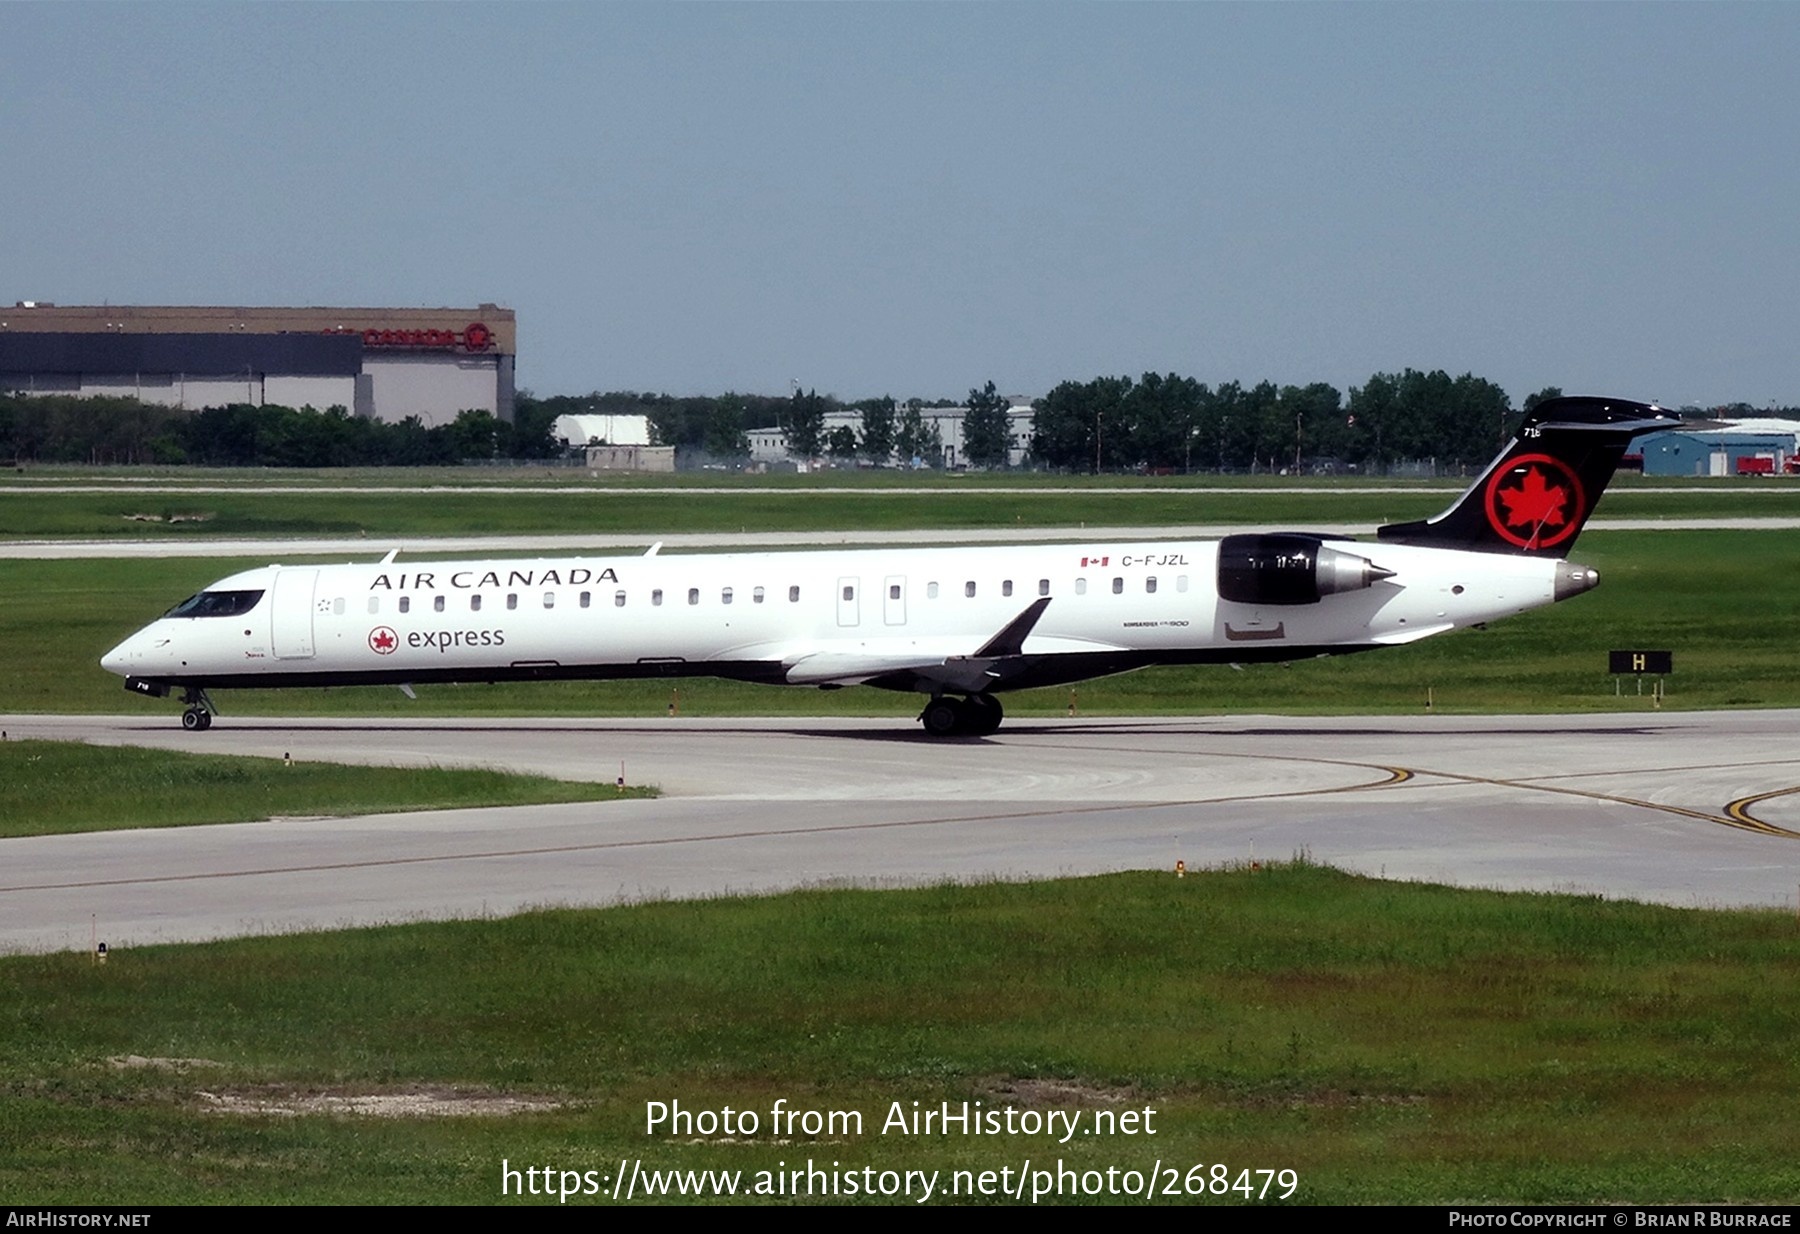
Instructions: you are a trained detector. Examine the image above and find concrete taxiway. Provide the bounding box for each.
[3,711,1799,954]
[4,517,1800,559]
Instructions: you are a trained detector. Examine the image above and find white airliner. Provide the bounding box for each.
[102,397,1673,736]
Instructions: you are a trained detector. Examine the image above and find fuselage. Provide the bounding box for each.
[98,394,1663,736]
[101,536,1576,696]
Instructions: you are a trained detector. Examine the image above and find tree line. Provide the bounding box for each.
[4,380,1785,471]
[0,394,565,467]
[555,374,1578,472]
[1032,371,1547,474]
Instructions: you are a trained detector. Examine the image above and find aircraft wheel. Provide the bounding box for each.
[921,698,964,738]
[964,694,1003,736]
[181,707,211,732]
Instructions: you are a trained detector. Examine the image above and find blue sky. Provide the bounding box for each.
[4,3,1796,407]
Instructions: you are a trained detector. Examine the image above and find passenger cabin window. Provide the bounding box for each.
[333,597,346,615]
[399,596,410,614]
[688,588,699,606]
[964,581,976,598]
[433,595,445,612]
[1075,578,1088,596]
[165,589,266,619]
[754,586,765,604]
[580,591,591,608]
[1038,579,1050,597]
[543,592,555,609]
[842,584,854,602]
[507,594,518,610]
[471,595,482,612]
[368,596,380,614]
[1146,577,1158,594]
[1112,577,1123,594]
[789,585,800,602]
[722,587,733,605]
[927,582,939,599]
[1176,575,1189,593]
[615,590,626,608]
[652,589,663,606]
[889,584,901,600]
[1002,580,1013,597]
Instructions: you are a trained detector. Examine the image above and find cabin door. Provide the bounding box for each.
[270,568,318,659]
[836,576,861,627]
[883,575,907,626]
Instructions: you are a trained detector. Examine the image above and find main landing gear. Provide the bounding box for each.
[919,693,1003,738]
[179,687,215,732]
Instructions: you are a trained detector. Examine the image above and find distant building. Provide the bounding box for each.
[585,444,674,472]
[552,413,652,448]
[1632,420,1800,476]
[749,402,1036,467]
[0,302,516,427]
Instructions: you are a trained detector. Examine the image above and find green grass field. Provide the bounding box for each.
[3,471,1800,538]
[6,529,1795,719]
[0,740,647,837]
[0,484,1461,538]
[3,864,1798,1204]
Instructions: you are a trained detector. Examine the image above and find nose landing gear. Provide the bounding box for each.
[178,687,216,732]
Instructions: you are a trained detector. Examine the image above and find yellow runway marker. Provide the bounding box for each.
[1723,786,1800,836]
[1008,736,1800,840]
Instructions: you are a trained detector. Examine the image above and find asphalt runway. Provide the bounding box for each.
[4,710,1800,955]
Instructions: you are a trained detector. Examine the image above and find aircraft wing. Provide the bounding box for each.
[745,599,1123,693]
[780,640,1125,693]
[782,651,985,688]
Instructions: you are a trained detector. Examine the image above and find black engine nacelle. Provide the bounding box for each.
[1217,534,1394,606]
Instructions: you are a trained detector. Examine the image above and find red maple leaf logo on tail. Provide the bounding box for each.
[1483,454,1586,549]
[1497,466,1569,531]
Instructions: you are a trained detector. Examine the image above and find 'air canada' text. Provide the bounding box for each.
[369,568,619,592]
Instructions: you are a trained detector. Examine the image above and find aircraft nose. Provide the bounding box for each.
[101,637,136,676]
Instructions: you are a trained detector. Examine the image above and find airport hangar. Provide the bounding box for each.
[0,302,516,428]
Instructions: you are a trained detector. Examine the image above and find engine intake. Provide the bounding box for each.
[1217,534,1394,606]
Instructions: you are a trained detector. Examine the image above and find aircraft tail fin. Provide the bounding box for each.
[1376,396,1677,556]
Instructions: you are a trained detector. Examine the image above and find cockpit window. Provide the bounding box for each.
[164,589,265,618]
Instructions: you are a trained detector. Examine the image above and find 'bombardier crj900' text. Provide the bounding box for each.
[103,397,1673,737]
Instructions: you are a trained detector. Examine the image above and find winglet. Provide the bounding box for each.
[974,598,1052,658]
